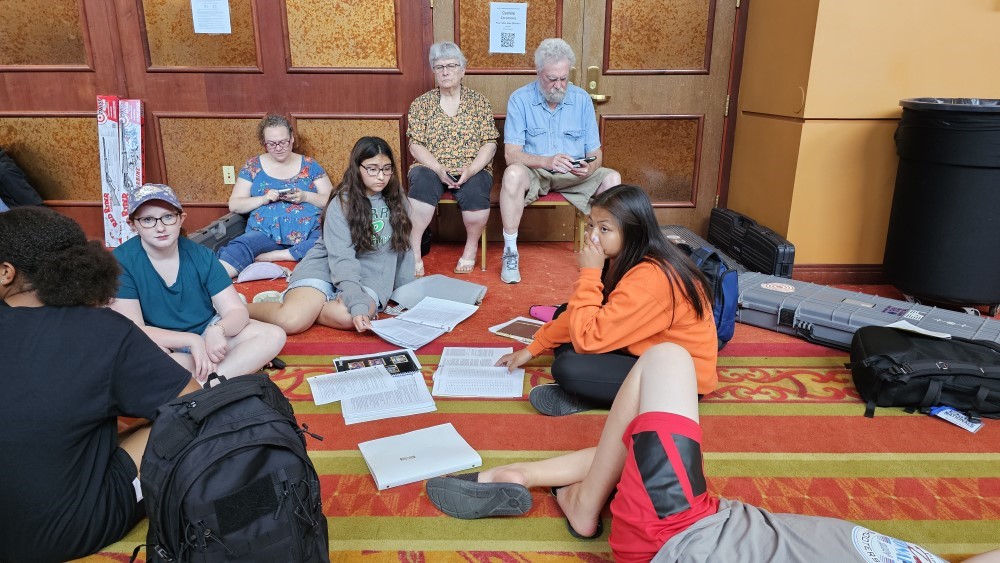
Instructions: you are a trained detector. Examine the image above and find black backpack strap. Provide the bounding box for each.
[864,399,877,418]
[918,379,944,412]
[969,385,992,423]
[900,359,1000,378]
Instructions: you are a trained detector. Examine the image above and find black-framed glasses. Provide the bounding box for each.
[264,138,291,150]
[361,165,394,177]
[432,63,462,73]
[135,213,179,228]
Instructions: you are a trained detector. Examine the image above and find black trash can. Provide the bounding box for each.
[883,98,1000,313]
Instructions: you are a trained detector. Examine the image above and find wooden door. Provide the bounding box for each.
[433,0,740,235]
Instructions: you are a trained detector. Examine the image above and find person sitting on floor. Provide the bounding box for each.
[496,184,718,416]
[405,41,499,276]
[217,114,335,278]
[427,342,1000,563]
[0,207,201,562]
[498,37,622,284]
[110,183,286,383]
[247,136,414,334]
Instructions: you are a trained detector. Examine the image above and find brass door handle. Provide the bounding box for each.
[586,66,610,104]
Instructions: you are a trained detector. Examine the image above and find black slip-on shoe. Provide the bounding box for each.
[550,486,604,539]
[426,473,532,519]
[528,384,598,417]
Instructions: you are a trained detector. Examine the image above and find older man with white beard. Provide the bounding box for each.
[498,38,621,284]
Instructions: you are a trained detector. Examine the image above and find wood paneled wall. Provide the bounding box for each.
[0,0,431,237]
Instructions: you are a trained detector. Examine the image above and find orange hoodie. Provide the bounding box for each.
[526,262,719,395]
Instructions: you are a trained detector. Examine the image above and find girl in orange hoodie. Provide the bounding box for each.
[497,184,718,416]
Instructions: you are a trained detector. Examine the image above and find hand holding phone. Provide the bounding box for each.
[446,171,461,183]
[277,188,299,202]
[570,156,597,168]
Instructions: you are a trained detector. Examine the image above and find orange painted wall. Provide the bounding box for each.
[729,0,1000,264]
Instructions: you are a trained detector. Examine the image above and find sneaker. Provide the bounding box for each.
[238,293,248,304]
[500,249,521,284]
[528,384,598,416]
[252,290,283,303]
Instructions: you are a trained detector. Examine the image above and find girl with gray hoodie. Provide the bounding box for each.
[247,136,414,334]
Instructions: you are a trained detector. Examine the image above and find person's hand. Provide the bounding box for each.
[281,189,303,205]
[496,348,534,372]
[188,335,218,383]
[436,166,460,190]
[546,154,574,174]
[264,189,281,203]
[579,231,607,269]
[352,314,372,332]
[203,324,229,364]
[569,160,592,178]
[453,167,469,187]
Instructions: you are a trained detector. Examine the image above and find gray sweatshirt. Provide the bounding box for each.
[290,191,414,316]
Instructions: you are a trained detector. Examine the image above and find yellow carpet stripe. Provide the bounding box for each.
[309,451,1000,478]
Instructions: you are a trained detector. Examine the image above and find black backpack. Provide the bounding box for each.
[0,148,43,208]
[848,326,1000,420]
[135,373,328,562]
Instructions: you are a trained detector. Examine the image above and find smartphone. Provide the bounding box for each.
[276,188,295,195]
[446,171,461,182]
[570,156,597,168]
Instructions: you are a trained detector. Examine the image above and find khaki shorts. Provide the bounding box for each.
[523,166,616,214]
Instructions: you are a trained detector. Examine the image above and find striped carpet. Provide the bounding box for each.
[81,242,1000,562]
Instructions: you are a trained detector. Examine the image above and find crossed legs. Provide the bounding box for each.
[247,287,374,334]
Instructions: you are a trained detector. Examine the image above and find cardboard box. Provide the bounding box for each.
[97,95,128,247]
[118,98,144,242]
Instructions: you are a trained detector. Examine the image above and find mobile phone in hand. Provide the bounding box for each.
[570,156,597,168]
[446,171,461,182]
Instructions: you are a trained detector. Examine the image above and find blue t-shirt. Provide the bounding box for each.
[113,236,232,334]
[238,155,328,246]
[504,82,601,158]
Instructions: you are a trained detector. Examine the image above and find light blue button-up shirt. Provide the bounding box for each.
[504,81,601,159]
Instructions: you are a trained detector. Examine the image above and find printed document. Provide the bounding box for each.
[341,371,436,425]
[438,346,513,368]
[306,365,396,405]
[432,365,525,398]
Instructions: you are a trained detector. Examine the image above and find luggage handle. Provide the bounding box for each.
[185,379,267,424]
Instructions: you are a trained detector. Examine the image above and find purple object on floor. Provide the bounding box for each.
[529,305,557,323]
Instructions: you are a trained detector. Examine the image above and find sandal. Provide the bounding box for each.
[415,259,425,278]
[551,486,604,539]
[425,472,532,519]
[454,257,476,274]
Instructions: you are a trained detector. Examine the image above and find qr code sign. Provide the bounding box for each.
[501,33,515,48]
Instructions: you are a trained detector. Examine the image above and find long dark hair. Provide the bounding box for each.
[0,207,120,306]
[334,136,411,253]
[591,185,711,319]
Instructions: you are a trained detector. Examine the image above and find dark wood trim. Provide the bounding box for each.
[601,113,705,208]
[145,66,264,74]
[286,68,404,75]
[0,111,95,118]
[792,264,886,285]
[134,0,154,72]
[716,0,750,208]
[80,0,97,71]
[289,112,405,120]
[0,65,94,73]
[459,0,564,74]
[601,0,714,74]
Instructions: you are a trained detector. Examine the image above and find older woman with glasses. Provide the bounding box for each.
[216,114,335,278]
[406,41,499,276]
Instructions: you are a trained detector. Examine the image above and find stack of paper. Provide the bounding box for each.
[307,349,436,425]
[431,347,525,398]
[358,423,482,490]
[371,297,478,349]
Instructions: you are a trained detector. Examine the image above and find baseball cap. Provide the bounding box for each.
[128,183,183,216]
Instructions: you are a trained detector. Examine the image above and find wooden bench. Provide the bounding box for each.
[438,189,586,271]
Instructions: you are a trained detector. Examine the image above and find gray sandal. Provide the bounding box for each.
[426,472,532,519]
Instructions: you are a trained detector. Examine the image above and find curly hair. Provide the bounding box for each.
[590,185,712,319]
[256,114,294,146]
[0,207,120,307]
[334,136,411,253]
[534,38,576,72]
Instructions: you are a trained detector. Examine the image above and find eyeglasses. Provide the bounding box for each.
[135,213,179,228]
[432,63,462,73]
[361,165,394,177]
[264,138,291,150]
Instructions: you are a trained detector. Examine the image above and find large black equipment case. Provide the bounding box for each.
[707,208,795,278]
[188,212,248,253]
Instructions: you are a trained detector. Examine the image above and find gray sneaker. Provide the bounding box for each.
[500,249,521,284]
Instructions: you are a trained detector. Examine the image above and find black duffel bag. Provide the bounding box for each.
[847,326,1000,420]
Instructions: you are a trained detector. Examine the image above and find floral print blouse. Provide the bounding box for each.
[406,86,499,175]
[238,155,328,245]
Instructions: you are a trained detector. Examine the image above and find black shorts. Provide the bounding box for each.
[71,447,145,559]
[407,165,492,211]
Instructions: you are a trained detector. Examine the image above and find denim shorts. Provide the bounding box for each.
[171,314,223,354]
[217,229,320,273]
[285,278,382,311]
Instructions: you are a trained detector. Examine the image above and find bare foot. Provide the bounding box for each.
[478,465,528,487]
[555,483,600,538]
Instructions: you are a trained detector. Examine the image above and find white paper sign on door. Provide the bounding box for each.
[489,2,527,54]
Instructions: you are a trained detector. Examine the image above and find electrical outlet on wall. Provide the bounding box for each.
[222,166,236,185]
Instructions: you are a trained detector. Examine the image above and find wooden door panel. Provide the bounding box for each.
[285,0,398,70]
[139,0,259,70]
[605,0,714,72]
[0,0,89,66]
[602,116,703,203]
[458,0,561,72]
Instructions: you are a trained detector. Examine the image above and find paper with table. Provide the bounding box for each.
[305,365,397,405]
[431,346,524,398]
[371,297,479,349]
[358,423,481,490]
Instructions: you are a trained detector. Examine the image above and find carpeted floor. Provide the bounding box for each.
[83,242,1000,562]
